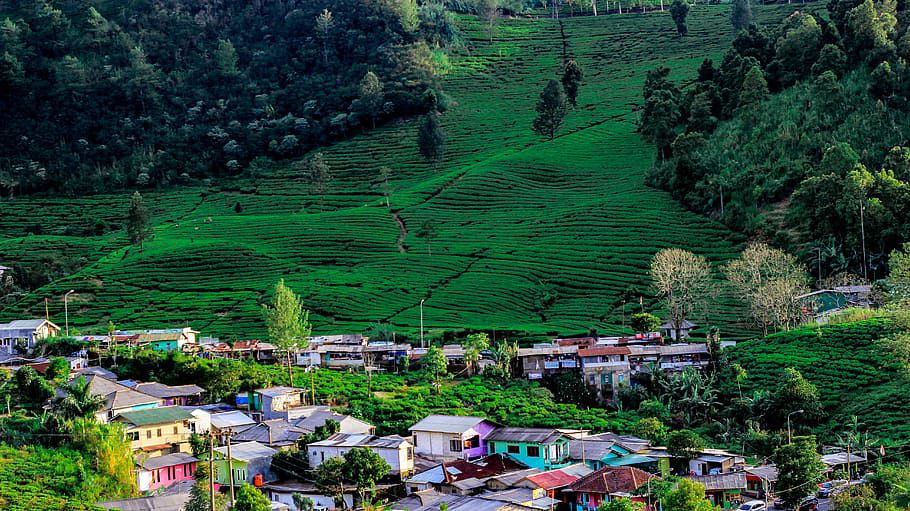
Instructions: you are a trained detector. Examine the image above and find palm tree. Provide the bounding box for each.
[54,376,105,420]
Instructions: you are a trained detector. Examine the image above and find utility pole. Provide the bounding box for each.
[226,429,235,507]
[209,432,216,511]
[419,299,425,348]
[64,289,75,336]
[860,200,868,281]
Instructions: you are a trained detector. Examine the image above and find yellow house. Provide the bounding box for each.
[114,406,194,457]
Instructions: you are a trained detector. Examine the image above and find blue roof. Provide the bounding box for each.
[604,454,657,467]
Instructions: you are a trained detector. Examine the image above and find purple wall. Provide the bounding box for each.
[464,420,497,459]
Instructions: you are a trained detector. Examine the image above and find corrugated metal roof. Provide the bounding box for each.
[137,452,198,471]
[410,415,490,434]
[486,428,565,444]
[134,382,204,399]
[523,470,579,489]
[210,410,256,429]
[690,472,747,491]
[255,386,304,397]
[310,433,410,449]
[213,441,277,462]
[578,346,631,357]
[116,406,193,426]
[568,466,656,494]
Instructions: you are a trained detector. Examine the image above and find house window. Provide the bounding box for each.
[507,445,520,454]
[407,447,414,460]
[527,446,540,457]
[173,426,178,434]
[147,430,152,439]
[128,432,139,441]
[450,439,463,452]
[466,435,480,449]
[488,442,496,453]
[157,428,162,437]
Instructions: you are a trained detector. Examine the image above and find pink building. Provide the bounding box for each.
[136,452,198,492]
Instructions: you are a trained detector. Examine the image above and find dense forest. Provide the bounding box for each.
[641,0,910,280]
[0,0,462,194]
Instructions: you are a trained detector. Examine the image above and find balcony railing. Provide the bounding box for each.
[581,361,630,370]
[659,360,709,370]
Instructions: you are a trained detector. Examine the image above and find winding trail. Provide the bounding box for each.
[391,211,408,253]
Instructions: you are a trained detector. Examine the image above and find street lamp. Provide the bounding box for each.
[419,299,425,348]
[64,290,75,336]
[787,409,805,444]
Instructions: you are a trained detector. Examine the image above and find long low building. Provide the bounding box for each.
[308,433,415,479]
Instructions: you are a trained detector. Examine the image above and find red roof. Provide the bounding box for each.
[578,346,632,357]
[442,454,526,483]
[556,337,597,347]
[524,469,579,489]
[568,466,656,494]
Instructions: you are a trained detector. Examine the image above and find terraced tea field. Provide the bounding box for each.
[0,5,815,338]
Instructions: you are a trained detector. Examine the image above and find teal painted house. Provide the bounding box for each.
[486,427,570,470]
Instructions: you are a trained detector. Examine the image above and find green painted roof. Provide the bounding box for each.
[116,406,193,426]
[604,454,657,466]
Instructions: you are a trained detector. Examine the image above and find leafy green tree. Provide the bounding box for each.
[767,368,822,430]
[771,13,822,86]
[812,44,848,77]
[45,357,70,382]
[639,67,680,160]
[417,113,446,170]
[532,79,568,141]
[214,39,240,78]
[633,417,668,444]
[597,498,645,511]
[53,376,105,420]
[885,243,910,303]
[422,345,448,393]
[127,191,152,251]
[669,0,690,37]
[378,166,393,208]
[398,0,419,32]
[232,483,271,511]
[562,59,584,107]
[417,218,438,256]
[637,399,671,423]
[293,494,315,511]
[186,463,227,511]
[738,65,768,110]
[478,0,498,42]
[773,436,825,509]
[358,71,384,128]
[304,152,332,212]
[464,332,490,376]
[14,366,52,409]
[844,0,896,62]
[313,456,347,509]
[263,279,311,386]
[731,0,752,32]
[343,447,391,504]
[630,313,661,334]
[666,429,705,461]
[489,339,518,378]
[665,478,714,511]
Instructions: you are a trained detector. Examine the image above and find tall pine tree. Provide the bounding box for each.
[532,80,568,140]
[127,191,152,251]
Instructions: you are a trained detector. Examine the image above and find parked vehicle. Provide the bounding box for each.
[797,496,818,511]
[739,500,767,511]
[818,480,848,497]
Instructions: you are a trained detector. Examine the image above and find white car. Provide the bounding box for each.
[739,501,767,511]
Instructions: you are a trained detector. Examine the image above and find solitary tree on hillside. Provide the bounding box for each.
[723,243,809,335]
[478,0,498,42]
[315,9,336,66]
[731,0,752,31]
[305,152,332,212]
[417,218,438,256]
[417,113,446,170]
[649,248,712,341]
[562,59,584,107]
[532,80,568,140]
[127,191,152,251]
[358,71,384,128]
[378,166,393,208]
[264,279,311,386]
[669,0,690,36]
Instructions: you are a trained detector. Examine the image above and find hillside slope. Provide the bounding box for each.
[0,5,808,338]
[727,318,910,443]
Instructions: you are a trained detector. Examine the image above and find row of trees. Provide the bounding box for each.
[640,0,910,277]
[0,0,458,194]
[650,243,809,337]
